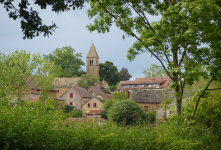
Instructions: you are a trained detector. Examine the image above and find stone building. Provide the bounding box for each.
[129,89,173,112]
[117,77,172,98]
[86,43,99,79]
[60,86,92,110]
[82,97,104,115]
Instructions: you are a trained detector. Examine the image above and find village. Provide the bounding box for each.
[1,0,221,149]
[26,43,174,123]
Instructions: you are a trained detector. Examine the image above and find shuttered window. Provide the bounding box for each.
[93,103,96,107]
[88,103,91,108]
[70,93,73,98]
[69,102,73,105]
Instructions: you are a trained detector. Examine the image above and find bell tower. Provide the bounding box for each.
[86,43,99,79]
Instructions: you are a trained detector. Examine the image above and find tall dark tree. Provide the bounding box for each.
[43,46,85,77]
[118,67,132,81]
[1,0,86,39]
[99,61,119,86]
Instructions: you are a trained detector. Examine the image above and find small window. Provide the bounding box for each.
[92,60,93,65]
[144,106,148,112]
[164,112,167,117]
[70,93,73,98]
[69,102,73,105]
[88,103,91,108]
[93,103,96,107]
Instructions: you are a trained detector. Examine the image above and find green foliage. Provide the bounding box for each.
[109,83,118,91]
[146,110,156,123]
[143,64,168,77]
[77,74,99,89]
[99,61,119,86]
[1,0,85,39]
[101,91,127,119]
[107,99,147,125]
[118,67,132,81]
[0,50,60,105]
[63,105,73,113]
[43,46,85,77]
[87,0,221,115]
[67,109,83,118]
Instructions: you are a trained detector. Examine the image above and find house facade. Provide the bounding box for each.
[130,89,173,112]
[82,97,104,115]
[60,86,92,110]
[117,77,172,92]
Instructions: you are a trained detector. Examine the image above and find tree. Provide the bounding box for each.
[143,64,167,77]
[0,50,59,106]
[77,74,99,89]
[118,67,132,81]
[107,99,146,125]
[87,0,221,116]
[101,92,127,119]
[43,46,85,77]
[99,61,119,86]
[1,0,86,39]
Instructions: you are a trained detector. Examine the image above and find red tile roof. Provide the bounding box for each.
[117,77,172,90]
[87,110,103,115]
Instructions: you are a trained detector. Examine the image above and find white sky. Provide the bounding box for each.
[0,2,162,80]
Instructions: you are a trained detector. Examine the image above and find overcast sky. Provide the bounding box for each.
[0,2,161,80]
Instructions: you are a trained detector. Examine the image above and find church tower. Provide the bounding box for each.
[86,43,99,79]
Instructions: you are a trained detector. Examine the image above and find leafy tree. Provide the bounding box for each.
[118,67,132,81]
[99,61,119,86]
[77,74,99,89]
[87,0,221,116]
[67,109,83,118]
[101,92,127,119]
[107,99,146,125]
[1,0,86,39]
[43,46,85,77]
[143,64,167,77]
[0,50,60,106]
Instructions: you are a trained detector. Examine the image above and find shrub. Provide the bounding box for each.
[107,99,146,125]
[63,105,73,113]
[67,109,83,118]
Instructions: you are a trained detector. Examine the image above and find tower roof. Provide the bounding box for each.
[86,43,99,58]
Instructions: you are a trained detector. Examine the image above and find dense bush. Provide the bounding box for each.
[107,99,147,125]
[0,99,221,150]
[67,109,83,118]
[63,105,73,113]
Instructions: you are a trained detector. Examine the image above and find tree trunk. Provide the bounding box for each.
[174,85,181,115]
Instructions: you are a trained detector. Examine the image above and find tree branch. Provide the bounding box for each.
[189,78,214,123]
[132,32,173,80]
[206,88,221,90]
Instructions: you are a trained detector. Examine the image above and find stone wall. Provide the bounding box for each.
[60,88,82,110]
[138,103,162,112]
[82,98,103,114]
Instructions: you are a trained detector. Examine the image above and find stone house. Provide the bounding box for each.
[82,97,104,115]
[130,89,173,112]
[54,77,81,98]
[60,86,92,110]
[117,77,172,98]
